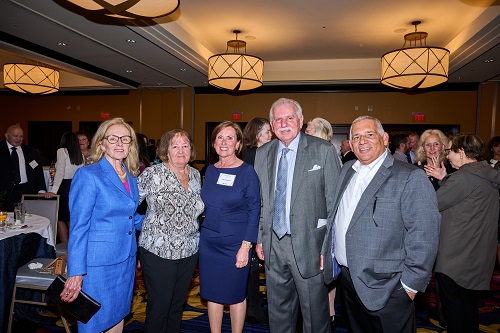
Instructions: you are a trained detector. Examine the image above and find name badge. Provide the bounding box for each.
[217,173,236,186]
[29,160,39,169]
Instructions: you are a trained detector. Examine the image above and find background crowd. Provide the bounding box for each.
[2,98,500,333]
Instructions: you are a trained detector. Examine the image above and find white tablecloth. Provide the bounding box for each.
[0,214,53,246]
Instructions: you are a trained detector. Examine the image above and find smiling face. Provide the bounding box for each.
[256,123,272,147]
[5,127,23,147]
[350,119,388,165]
[213,126,241,159]
[270,103,303,147]
[423,134,444,160]
[100,124,131,163]
[167,133,191,168]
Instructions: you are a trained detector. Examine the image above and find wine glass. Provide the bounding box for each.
[49,163,56,187]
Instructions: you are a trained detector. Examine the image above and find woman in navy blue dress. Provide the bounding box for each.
[200,121,261,333]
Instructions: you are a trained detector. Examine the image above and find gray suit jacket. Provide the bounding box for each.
[255,134,340,279]
[322,153,440,311]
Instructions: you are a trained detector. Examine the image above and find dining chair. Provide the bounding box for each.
[21,194,67,256]
[7,194,72,333]
[6,258,71,333]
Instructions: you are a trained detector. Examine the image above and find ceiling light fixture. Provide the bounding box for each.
[381,21,450,90]
[3,64,59,94]
[66,0,179,19]
[208,30,264,92]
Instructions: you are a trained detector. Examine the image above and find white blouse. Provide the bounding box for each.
[49,148,84,194]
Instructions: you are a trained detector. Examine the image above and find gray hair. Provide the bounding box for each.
[269,98,303,121]
[349,116,385,140]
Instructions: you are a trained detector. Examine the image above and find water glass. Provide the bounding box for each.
[14,203,25,224]
[0,211,6,233]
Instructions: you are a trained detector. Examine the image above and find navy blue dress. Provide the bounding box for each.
[199,163,261,304]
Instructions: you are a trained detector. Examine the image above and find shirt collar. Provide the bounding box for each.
[6,141,17,150]
[352,149,388,173]
[278,132,300,153]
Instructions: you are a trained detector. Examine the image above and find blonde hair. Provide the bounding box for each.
[308,117,333,141]
[415,129,449,164]
[87,117,140,176]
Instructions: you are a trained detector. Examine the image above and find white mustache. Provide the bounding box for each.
[277,127,292,133]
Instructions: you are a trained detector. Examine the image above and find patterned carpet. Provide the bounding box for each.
[12,268,500,333]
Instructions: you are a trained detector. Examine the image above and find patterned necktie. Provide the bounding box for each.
[273,148,290,239]
[11,147,21,185]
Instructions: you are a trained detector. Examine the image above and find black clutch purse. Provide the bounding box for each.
[46,275,101,324]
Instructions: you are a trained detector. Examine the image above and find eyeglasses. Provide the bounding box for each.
[444,148,452,155]
[104,135,133,144]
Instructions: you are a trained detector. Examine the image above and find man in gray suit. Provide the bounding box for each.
[322,116,440,332]
[255,98,340,333]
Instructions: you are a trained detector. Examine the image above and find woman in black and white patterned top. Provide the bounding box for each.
[137,129,204,333]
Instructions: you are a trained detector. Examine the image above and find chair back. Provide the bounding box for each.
[21,194,59,246]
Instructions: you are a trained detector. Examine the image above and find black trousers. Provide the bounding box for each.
[435,272,479,333]
[340,266,415,333]
[139,247,198,333]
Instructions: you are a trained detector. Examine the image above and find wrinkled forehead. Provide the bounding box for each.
[8,128,23,136]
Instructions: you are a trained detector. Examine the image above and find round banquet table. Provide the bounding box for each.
[0,214,55,333]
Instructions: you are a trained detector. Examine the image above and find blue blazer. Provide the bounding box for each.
[68,158,143,277]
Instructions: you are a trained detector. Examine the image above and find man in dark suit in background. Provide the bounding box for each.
[0,125,46,211]
[407,131,419,164]
[340,139,356,164]
[255,98,340,333]
[322,116,440,332]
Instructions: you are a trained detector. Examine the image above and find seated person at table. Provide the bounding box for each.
[0,125,46,211]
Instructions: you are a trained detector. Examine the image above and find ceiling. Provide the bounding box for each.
[0,0,499,93]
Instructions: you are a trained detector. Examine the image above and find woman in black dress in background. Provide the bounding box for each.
[241,117,272,325]
[242,117,272,165]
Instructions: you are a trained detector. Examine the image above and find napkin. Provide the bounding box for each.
[28,262,43,269]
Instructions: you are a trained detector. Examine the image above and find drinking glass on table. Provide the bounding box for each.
[0,211,6,233]
[49,163,56,187]
[14,203,25,224]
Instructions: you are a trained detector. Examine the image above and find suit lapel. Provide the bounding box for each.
[347,155,393,232]
[128,170,138,202]
[99,158,131,198]
[290,135,308,208]
[267,140,279,206]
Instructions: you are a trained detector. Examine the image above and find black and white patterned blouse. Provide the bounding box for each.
[138,163,205,260]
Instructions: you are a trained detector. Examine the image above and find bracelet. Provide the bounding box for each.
[242,240,252,248]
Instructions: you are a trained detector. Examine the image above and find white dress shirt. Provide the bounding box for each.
[334,150,387,266]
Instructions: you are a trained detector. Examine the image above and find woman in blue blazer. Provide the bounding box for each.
[62,118,143,333]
